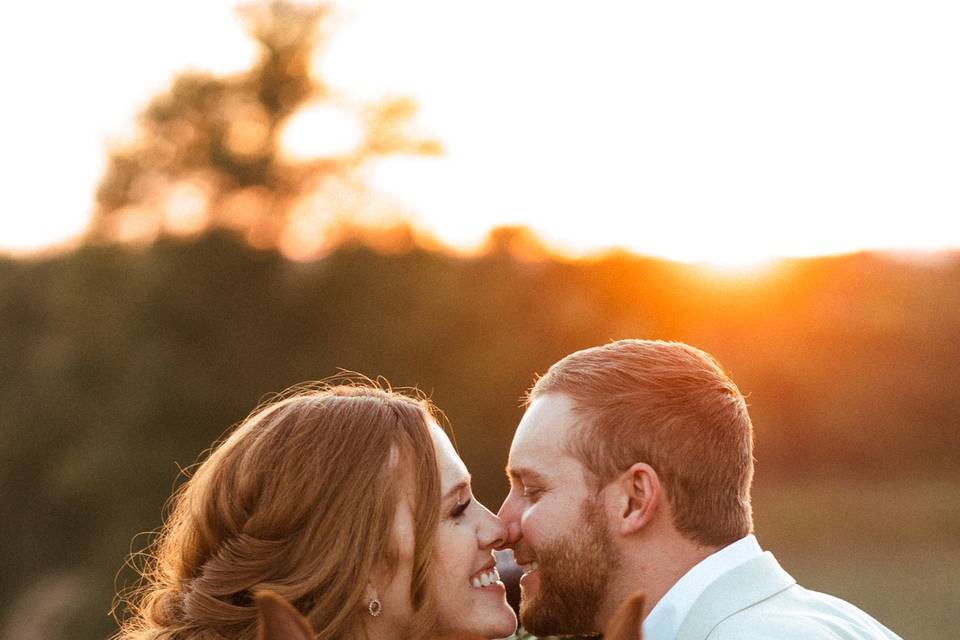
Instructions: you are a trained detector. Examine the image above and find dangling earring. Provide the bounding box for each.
[368,598,382,617]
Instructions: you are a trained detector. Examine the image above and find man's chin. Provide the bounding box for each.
[517,500,616,636]
[519,578,593,638]
[520,600,584,638]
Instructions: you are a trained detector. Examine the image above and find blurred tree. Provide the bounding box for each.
[482,225,551,261]
[88,0,440,252]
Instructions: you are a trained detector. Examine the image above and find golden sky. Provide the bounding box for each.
[2,0,959,266]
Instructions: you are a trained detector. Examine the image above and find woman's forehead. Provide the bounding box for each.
[429,422,469,485]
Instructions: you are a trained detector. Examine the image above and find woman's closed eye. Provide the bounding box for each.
[450,497,472,519]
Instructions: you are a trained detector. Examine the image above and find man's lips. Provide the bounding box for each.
[519,561,540,575]
[515,557,540,574]
[518,564,540,591]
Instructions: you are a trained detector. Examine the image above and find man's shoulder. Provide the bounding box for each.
[705,583,903,640]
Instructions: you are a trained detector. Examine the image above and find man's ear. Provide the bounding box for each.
[617,463,661,535]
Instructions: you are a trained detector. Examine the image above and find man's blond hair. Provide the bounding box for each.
[529,339,754,547]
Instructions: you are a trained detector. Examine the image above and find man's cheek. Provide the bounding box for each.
[520,512,547,548]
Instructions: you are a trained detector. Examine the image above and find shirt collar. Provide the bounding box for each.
[641,534,763,640]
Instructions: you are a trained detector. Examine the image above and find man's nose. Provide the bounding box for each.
[496,495,522,548]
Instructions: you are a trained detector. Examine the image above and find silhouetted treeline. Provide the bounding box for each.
[2,232,958,638]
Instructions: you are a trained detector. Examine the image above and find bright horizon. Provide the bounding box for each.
[2,0,959,266]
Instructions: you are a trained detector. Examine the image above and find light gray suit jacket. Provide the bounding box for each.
[675,552,903,640]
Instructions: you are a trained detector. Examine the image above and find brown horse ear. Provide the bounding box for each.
[256,591,314,640]
[605,591,646,640]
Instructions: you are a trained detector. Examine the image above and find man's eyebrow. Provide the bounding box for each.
[506,467,547,483]
[442,479,471,502]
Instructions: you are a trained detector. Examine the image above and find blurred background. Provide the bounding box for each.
[2,1,958,638]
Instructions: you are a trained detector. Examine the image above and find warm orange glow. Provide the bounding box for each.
[218,187,273,230]
[692,257,781,279]
[163,179,212,235]
[224,105,272,158]
[114,207,161,245]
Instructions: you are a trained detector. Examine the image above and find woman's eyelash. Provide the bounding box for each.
[451,497,471,517]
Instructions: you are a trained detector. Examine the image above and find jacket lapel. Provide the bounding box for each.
[675,552,796,640]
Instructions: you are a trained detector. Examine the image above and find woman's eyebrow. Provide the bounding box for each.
[442,479,471,502]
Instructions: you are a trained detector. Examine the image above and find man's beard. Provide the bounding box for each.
[519,500,619,637]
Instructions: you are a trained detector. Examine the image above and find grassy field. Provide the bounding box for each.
[752,476,960,639]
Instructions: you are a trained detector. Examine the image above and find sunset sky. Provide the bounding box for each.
[2,0,959,266]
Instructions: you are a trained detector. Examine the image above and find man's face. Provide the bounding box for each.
[497,393,619,636]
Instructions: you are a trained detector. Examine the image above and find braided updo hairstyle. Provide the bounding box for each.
[114,383,442,640]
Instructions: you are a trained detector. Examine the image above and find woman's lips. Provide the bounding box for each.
[471,566,503,589]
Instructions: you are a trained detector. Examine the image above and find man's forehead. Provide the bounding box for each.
[512,394,578,443]
[508,393,580,471]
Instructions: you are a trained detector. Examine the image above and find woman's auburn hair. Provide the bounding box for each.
[114,383,442,640]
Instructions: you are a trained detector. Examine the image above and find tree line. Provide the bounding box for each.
[1,230,957,637]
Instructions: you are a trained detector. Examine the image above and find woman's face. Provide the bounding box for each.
[430,423,518,638]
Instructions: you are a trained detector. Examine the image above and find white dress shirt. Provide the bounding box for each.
[642,534,764,640]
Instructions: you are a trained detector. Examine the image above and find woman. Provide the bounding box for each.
[115,383,518,640]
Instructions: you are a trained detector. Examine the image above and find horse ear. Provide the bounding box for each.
[605,591,645,640]
[256,591,314,640]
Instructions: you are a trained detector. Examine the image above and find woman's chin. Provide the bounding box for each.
[479,595,519,638]
[493,610,519,638]
[440,594,517,639]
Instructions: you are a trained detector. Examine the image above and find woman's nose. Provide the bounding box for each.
[478,507,509,549]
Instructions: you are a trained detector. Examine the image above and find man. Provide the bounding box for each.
[497,339,901,640]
